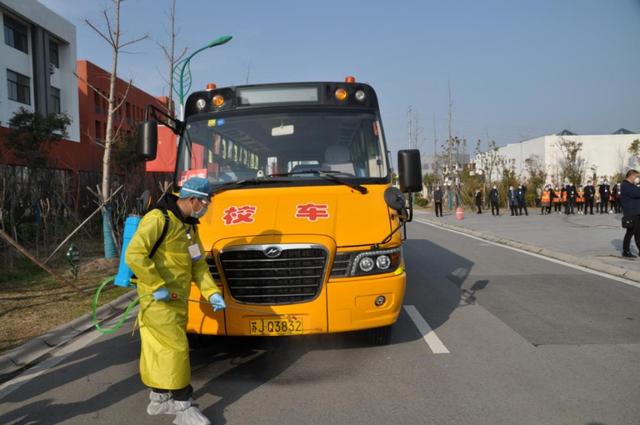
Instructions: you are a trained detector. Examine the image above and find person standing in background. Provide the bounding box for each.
[508,186,519,216]
[583,180,595,215]
[434,185,443,217]
[620,170,640,258]
[489,185,500,216]
[565,183,576,215]
[610,182,620,213]
[517,184,529,216]
[614,181,622,213]
[576,187,584,215]
[540,185,551,215]
[474,189,483,214]
[560,184,568,214]
[553,186,562,213]
[599,179,611,213]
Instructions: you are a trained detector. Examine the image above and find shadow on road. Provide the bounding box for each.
[0,332,144,424]
[402,237,484,331]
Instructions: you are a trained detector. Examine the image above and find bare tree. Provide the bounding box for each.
[556,137,586,185]
[157,0,187,116]
[85,0,148,258]
[627,138,640,166]
[406,106,423,149]
[447,81,453,178]
[475,139,503,186]
[524,154,546,190]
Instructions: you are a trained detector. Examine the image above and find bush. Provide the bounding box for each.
[415,195,429,207]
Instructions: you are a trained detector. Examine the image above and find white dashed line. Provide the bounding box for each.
[403,305,450,354]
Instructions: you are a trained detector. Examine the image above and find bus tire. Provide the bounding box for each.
[366,325,392,345]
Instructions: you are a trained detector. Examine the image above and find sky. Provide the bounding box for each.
[39,0,640,157]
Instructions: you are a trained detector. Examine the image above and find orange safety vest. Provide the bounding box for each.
[576,191,584,203]
[553,192,561,203]
[541,190,551,204]
[561,191,567,202]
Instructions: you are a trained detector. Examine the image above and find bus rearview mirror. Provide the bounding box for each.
[137,121,158,161]
[397,149,422,193]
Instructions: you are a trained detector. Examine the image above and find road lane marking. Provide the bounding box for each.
[414,218,640,290]
[403,305,450,354]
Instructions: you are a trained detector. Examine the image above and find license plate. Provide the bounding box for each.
[250,318,303,335]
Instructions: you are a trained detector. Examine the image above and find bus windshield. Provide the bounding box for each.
[176,110,389,188]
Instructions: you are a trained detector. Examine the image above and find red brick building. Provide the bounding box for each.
[0,59,168,172]
[74,60,169,172]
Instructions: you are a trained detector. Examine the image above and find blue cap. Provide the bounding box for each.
[179,177,211,200]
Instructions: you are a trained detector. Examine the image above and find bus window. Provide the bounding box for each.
[176,111,388,189]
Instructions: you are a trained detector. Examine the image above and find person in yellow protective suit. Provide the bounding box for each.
[126,177,224,425]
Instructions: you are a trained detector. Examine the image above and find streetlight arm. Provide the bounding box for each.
[176,35,233,118]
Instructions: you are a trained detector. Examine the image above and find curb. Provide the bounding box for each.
[0,288,136,381]
[417,217,640,284]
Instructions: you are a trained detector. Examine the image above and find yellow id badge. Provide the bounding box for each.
[188,244,202,261]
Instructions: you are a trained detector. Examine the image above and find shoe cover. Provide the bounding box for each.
[173,405,211,425]
[147,391,192,416]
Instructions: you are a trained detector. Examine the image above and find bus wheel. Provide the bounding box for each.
[366,325,392,345]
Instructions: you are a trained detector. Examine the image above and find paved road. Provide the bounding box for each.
[416,208,635,273]
[1,221,639,425]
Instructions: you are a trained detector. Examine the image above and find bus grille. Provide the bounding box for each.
[330,252,352,277]
[220,245,327,305]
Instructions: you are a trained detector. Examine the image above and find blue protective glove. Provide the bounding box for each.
[152,287,170,301]
[209,293,226,312]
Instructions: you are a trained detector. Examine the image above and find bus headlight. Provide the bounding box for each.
[196,98,207,111]
[330,247,401,277]
[376,255,391,270]
[355,90,366,102]
[358,256,375,272]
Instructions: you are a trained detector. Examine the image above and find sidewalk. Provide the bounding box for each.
[0,289,136,382]
[414,206,640,280]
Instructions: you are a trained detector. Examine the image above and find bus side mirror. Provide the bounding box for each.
[397,149,422,193]
[137,121,158,161]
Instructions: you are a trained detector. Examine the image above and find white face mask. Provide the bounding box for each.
[191,206,208,219]
[190,199,209,219]
[634,177,640,185]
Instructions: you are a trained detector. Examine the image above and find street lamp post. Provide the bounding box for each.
[175,35,232,119]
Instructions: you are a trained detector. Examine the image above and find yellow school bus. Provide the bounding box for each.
[138,77,422,344]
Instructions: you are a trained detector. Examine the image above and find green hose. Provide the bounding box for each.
[92,276,146,335]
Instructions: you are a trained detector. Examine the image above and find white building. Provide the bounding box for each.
[0,0,79,141]
[421,152,470,176]
[476,129,639,184]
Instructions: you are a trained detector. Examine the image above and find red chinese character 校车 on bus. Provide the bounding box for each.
[222,205,257,225]
[295,204,329,222]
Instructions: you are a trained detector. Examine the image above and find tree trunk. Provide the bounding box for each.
[100,0,122,259]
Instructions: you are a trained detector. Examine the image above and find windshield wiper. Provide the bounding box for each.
[210,178,292,195]
[269,170,368,194]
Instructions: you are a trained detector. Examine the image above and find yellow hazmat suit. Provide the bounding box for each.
[126,206,221,390]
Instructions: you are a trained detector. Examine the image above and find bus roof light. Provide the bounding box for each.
[212,94,225,107]
[335,88,348,101]
[206,83,217,90]
[345,76,356,83]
